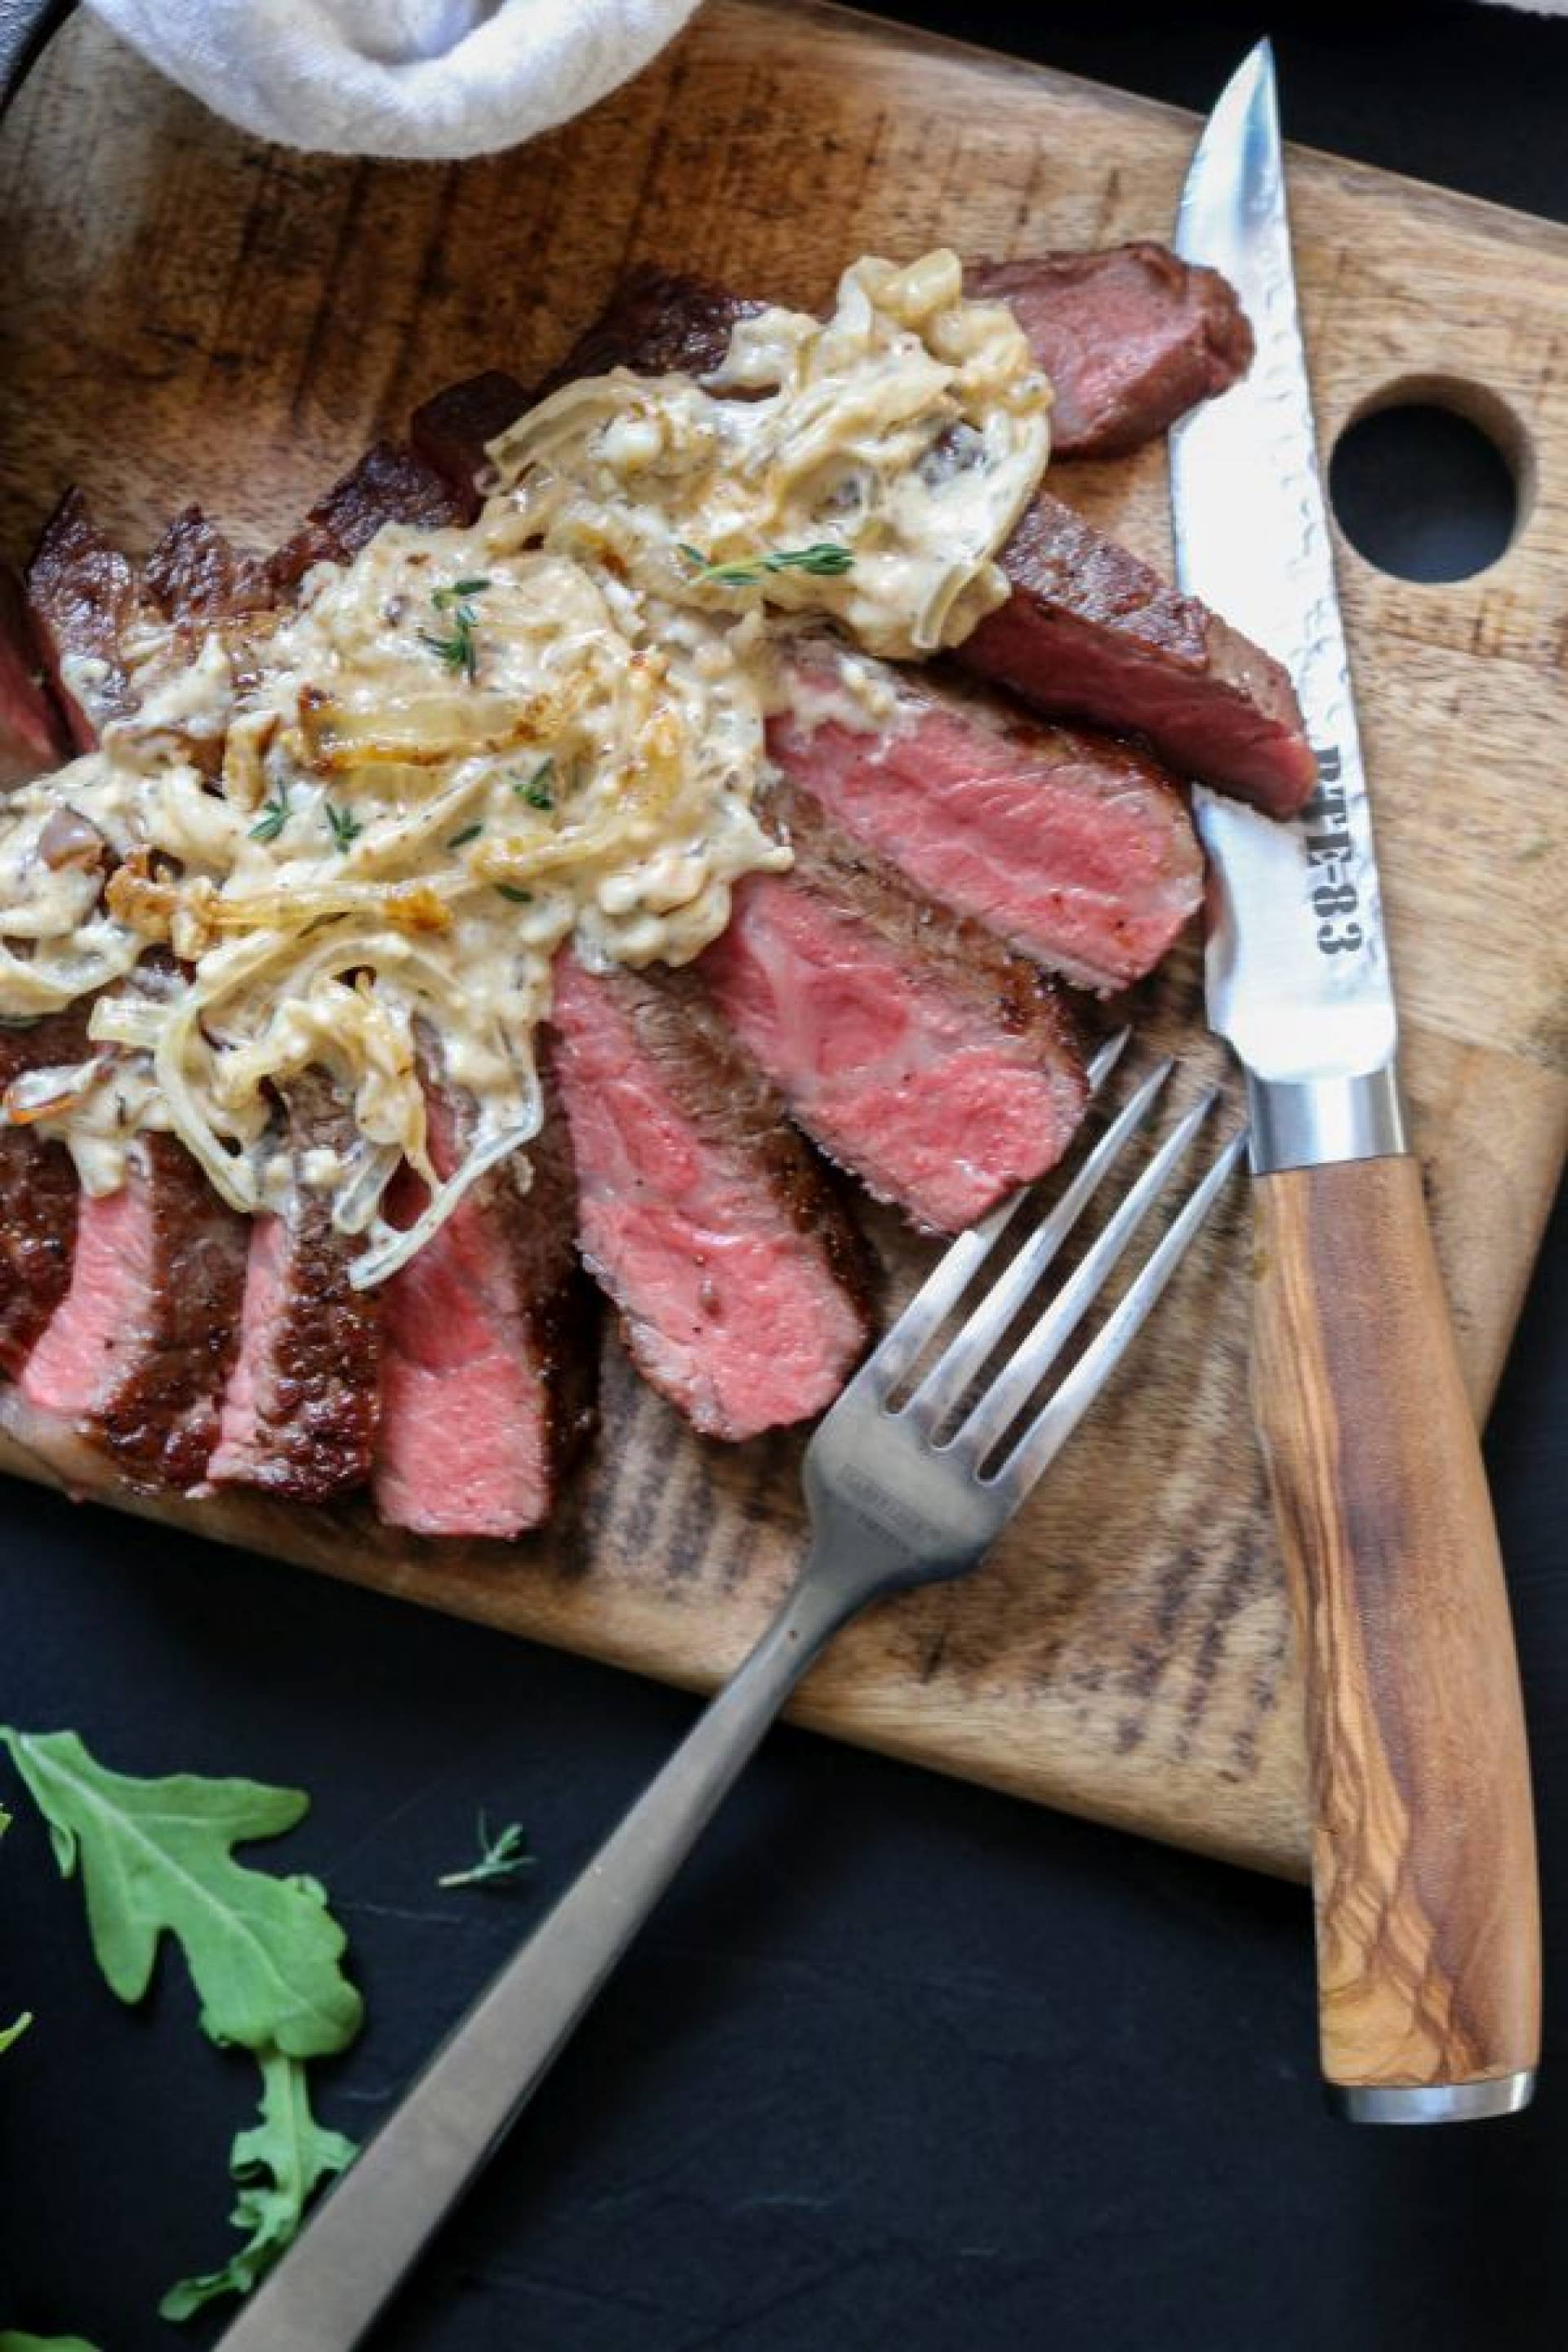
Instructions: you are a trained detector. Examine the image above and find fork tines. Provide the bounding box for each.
[871,1058,1247,1500]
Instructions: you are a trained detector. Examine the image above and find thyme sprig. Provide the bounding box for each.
[437,1815,535,1893]
[420,577,492,683]
[678,541,855,589]
[323,802,363,854]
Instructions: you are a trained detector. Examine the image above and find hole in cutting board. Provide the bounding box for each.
[1329,376,1526,582]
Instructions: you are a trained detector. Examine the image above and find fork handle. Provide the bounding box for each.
[1251,1153,1540,2118]
[216,1563,854,2352]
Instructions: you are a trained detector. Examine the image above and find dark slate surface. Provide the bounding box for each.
[2,2,1565,2345]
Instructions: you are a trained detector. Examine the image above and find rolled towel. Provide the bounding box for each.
[86,0,705,160]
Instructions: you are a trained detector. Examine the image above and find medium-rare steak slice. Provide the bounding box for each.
[771,646,1201,994]
[0,1004,91,1376]
[550,953,871,1441]
[962,492,1319,816]
[0,564,68,786]
[206,1071,381,1503]
[698,786,1089,1232]
[22,1125,250,1490]
[549,268,1315,813]
[373,1067,596,1539]
[967,246,1254,460]
[25,489,141,747]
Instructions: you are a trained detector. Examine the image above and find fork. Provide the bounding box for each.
[218,1049,1246,2352]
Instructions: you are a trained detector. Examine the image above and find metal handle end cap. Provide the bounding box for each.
[1329,2072,1536,2126]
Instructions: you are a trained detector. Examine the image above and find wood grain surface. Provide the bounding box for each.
[0,1,1564,1879]
[1253,1156,1540,2082]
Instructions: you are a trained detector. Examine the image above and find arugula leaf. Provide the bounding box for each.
[0,2333,104,2350]
[0,1806,27,2055]
[160,2047,357,2320]
[0,1731,361,2059]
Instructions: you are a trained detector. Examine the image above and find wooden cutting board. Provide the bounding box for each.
[1,1,1564,1880]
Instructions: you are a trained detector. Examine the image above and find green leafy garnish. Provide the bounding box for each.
[445,822,483,850]
[0,1730,363,2321]
[0,1730,361,2057]
[248,786,290,845]
[0,2333,104,2350]
[438,1814,534,1893]
[679,540,854,588]
[0,1806,26,2056]
[493,884,532,905]
[158,2048,357,2320]
[514,757,555,811]
[323,802,363,856]
[421,577,490,682]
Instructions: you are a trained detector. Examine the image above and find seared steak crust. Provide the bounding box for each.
[0,563,69,786]
[965,493,1319,814]
[411,371,528,507]
[207,1071,382,1501]
[968,244,1254,459]
[270,441,467,595]
[0,1005,91,1377]
[25,489,141,745]
[145,507,277,627]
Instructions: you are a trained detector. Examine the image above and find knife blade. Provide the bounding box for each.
[1171,42,1540,2121]
[1171,38,1403,1173]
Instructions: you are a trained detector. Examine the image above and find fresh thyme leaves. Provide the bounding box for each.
[421,577,490,681]
[438,1815,535,1893]
[324,803,363,855]
[0,1729,363,2323]
[679,540,855,588]
[445,822,483,850]
[493,883,532,904]
[515,757,555,811]
[248,786,290,845]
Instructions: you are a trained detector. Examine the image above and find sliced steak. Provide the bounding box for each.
[0,564,69,786]
[771,646,1201,994]
[373,1067,596,1539]
[544,268,1315,813]
[962,492,1319,815]
[411,372,528,509]
[21,1125,250,1489]
[967,245,1253,460]
[550,952,870,1441]
[207,1071,381,1502]
[25,489,141,746]
[0,1004,91,1377]
[270,440,468,595]
[699,786,1089,1232]
[144,507,277,628]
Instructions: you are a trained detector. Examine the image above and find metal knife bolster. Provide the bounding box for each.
[1246,1067,1408,1175]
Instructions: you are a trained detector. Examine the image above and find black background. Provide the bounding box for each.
[2,2,1566,2346]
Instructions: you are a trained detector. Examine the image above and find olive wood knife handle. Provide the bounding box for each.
[1252,1152,1540,2120]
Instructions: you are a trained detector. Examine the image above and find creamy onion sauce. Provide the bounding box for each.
[0,252,1052,1285]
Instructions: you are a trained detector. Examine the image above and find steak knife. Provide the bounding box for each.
[1171,42,1540,2121]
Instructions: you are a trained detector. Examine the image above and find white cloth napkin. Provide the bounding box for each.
[86,0,706,161]
[86,0,1568,163]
